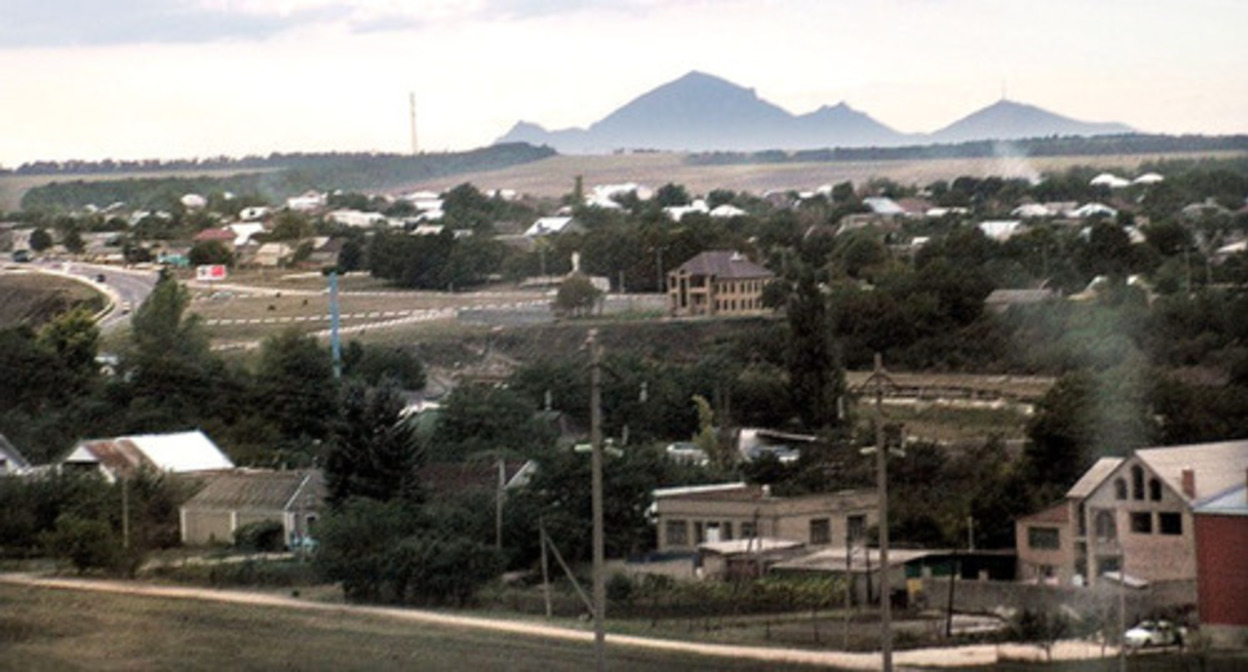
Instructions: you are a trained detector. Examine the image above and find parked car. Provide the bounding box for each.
[1124,620,1182,648]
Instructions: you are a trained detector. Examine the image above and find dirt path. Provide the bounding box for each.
[0,573,1118,670]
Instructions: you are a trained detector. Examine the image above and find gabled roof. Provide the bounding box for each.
[525,216,576,237]
[1066,457,1123,499]
[1135,440,1248,504]
[418,459,536,498]
[0,433,31,474]
[183,469,323,512]
[64,430,234,480]
[673,251,773,279]
[1017,500,1069,525]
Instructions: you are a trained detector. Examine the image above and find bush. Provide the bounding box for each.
[40,513,121,574]
[233,520,286,553]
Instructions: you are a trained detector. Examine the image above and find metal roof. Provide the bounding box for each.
[183,469,323,512]
[673,251,773,279]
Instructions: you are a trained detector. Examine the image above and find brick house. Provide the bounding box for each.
[1193,478,1248,649]
[652,482,877,553]
[667,251,773,317]
[1016,440,1248,589]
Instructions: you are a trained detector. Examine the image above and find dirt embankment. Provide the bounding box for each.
[0,271,104,329]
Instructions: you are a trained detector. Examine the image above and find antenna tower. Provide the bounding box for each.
[409,92,418,155]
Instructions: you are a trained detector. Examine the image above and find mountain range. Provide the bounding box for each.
[495,71,1134,153]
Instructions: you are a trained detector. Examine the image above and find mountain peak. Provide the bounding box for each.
[494,72,1133,152]
[932,98,1133,142]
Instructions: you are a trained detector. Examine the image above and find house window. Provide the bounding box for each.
[1159,512,1182,535]
[1028,526,1061,550]
[1114,478,1127,500]
[694,521,705,544]
[848,515,866,544]
[1130,512,1153,534]
[1149,478,1162,501]
[809,518,831,545]
[1131,465,1145,500]
[740,521,757,539]
[722,522,733,541]
[665,520,688,547]
[1094,510,1117,541]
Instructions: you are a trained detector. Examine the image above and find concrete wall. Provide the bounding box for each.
[918,577,1196,624]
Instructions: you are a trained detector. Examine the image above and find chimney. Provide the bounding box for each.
[1181,468,1196,499]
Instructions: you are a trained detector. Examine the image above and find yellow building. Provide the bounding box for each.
[668,250,774,317]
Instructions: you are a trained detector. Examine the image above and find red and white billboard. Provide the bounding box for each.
[196,264,228,281]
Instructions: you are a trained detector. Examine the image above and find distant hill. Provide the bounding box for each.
[495,71,1133,152]
[930,99,1133,144]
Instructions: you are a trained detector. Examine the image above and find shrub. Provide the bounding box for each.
[233,520,286,553]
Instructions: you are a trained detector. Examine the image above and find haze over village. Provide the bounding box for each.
[1,1,1247,670]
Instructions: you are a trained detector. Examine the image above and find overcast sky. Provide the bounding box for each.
[3,0,1245,166]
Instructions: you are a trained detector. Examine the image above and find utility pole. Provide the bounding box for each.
[588,329,607,672]
[865,352,894,672]
[329,271,341,378]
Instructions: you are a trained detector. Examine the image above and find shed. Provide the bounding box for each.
[180,469,324,547]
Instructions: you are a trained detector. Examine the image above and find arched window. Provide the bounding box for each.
[1131,465,1145,500]
[1114,478,1128,500]
[1149,478,1162,501]
[1094,510,1117,541]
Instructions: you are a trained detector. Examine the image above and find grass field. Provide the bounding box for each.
[0,582,829,671]
[0,269,104,328]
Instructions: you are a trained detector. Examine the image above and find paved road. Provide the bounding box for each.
[0,573,1122,670]
[31,260,159,330]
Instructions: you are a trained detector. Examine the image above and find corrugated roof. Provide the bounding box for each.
[184,470,323,512]
[65,430,234,479]
[1137,440,1248,503]
[674,251,773,279]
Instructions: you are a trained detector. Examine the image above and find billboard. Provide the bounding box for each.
[196,264,228,281]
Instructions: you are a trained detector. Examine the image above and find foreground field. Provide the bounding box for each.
[0,580,834,672]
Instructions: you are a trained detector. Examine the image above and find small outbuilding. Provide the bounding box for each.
[180,469,324,547]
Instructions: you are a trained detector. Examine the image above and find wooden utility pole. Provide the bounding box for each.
[869,353,893,672]
[588,329,606,672]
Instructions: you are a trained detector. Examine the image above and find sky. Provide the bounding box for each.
[2,0,1246,167]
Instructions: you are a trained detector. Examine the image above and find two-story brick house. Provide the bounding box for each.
[1016,439,1248,588]
[667,250,774,317]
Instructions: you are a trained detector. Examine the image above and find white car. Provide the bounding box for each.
[1124,620,1181,648]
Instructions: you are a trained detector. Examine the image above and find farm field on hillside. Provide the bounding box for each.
[393,150,1248,199]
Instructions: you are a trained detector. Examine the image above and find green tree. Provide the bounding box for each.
[325,381,424,508]
[785,265,845,431]
[253,329,339,448]
[63,228,85,255]
[29,227,53,252]
[655,183,691,207]
[554,273,602,317]
[36,307,100,390]
[188,240,235,267]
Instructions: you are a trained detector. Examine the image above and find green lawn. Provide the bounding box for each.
[0,582,828,671]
